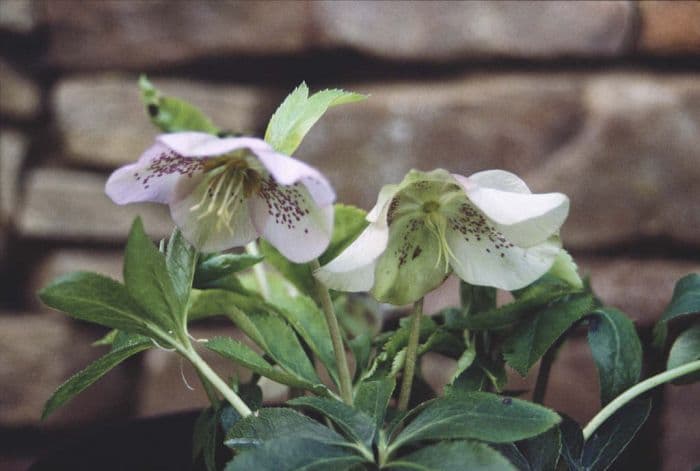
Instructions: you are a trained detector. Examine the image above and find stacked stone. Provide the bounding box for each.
[1,1,699,469]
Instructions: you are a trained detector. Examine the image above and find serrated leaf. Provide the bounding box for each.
[124,217,181,331]
[264,82,366,155]
[42,337,151,419]
[139,75,220,134]
[288,396,376,448]
[166,229,197,327]
[318,204,368,265]
[225,436,366,471]
[388,440,517,471]
[39,271,152,336]
[587,308,642,405]
[195,253,263,285]
[667,322,700,384]
[581,399,651,471]
[205,336,326,393]
[354,377,395,432]
[503,295,594,376]
[389,392,560,453]
[654,273,700,345]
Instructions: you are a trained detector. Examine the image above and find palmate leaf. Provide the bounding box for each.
[264,82,366,155]
[587,308,642,405]
[388,441,516,471]
[288,397,376,448]
[42,336,151,419]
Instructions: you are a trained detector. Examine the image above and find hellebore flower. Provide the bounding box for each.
[315,169,569,305]
[106,132,335,262]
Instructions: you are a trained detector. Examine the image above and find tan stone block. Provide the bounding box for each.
[52,75,276,168]
[639,1,700,54]
[0,58,40,120]
[0,129,27,225]
[17,167,173,242]
[0,0,37,33]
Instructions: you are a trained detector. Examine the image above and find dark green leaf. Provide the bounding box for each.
[349,334,371,381]
[354,378,395,432]
[195,253,263,285]
[503,295,594,376]
[492,444,530,471]
[192,408,218,471]
[259,239,316,299]
[654,273,700,345]
[265,82,366,155]
[518,426,561,471]
[559,415,584,471]
[139,75,220,134]
[124,218,181,331]
[388,441,516,471]
[205,336,326,393]
[225,437,366,471]
[667,322,700,384]
[581,399,651,471]
[389,392,560,452]
[460,282,497,313]
[42,337,151,419]
[319,204,368,265]
[288,396,375,448]
[39,271,151,336]
[587,308,642,405]
[166,229,197,327]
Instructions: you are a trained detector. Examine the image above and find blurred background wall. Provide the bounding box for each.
[0,1,699,469]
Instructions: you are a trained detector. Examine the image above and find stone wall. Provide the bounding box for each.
[0,1,698,469]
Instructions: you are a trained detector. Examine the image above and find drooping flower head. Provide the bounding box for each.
[106,132,335,263]
[315,169,569,305]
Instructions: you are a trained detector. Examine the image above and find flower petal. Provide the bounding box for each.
[250,178,333,263]
[447,225,562,291]
[105,141,205,204]
[158,132,269,157]
[466,169,531,194]
[453,174,569,247]
[314,223,389,292]
[169,172,258,251]
[366,183,400,225]
[253,147,335,207]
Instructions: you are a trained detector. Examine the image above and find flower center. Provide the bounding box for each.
[422,200,440,214]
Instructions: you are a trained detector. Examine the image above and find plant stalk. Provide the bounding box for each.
[398,298,424,411]
[311,259,354,405]
[533,336,563,404]
[582,359,700,440]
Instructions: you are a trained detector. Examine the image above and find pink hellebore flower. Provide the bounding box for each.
[106,132,335,263]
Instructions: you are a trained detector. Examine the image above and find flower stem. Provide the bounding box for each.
[245,241,270,300]
[311,259,354,405]
[582,359,700,440]
[398,298,424,411]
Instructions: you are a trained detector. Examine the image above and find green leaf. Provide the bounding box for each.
[581,399,651,471]
[42,336,151,419]
[124,218,181,331]
[559,415,584,471]
[667,322,700,384]
[139,75,220,134]
[195,253,263,285]
[258,239,316,299]
[389,392,560,453]
[587,308,643,405]
[654,273,700,345]
[192,408,219,471]
[503,295,595,376]
[517,426,561,471]
[39,271,152,336]
[546,249,583,290]
[225,436,367,471]
[166,229,197,327]
[264,82,366,155]
[349,333,372,381]
[289,397,376,448]
[205,336,327,393]
[460,282,497,313]
[318,204,368,265]
[388,441,516,471]
[354,377,395,432]
[187,289,321,386]
[225,408,347,449]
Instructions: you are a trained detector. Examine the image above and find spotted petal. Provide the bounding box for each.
[250,179,334,263]
[105,141,204,205]
[453,174,569,247]
[314,223,389,292]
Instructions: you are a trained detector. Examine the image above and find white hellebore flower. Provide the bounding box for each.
[315,169,569,305]
[106,132,335,263]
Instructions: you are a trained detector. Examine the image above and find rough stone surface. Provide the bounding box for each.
[44,1,310,68]
[0,129,27,225]
[661,382,700,470]
[137,325,288,416]
[297,75,584,210]
[0,0,37,33]
[17,168,173,241]
[52,75,275,168]
[0,58,41,119]
[28,249,123,309]
[638,1,700,54]
[0,313,140,426]
[527,74,700,248]
[313,1,633,61]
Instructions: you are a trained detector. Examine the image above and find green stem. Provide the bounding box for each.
[246,241,270,300]
[582,359,700,440]
[311,259,354,405]
[398,298,424,412]
[533,336,563,404]
[195,369,221,408]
